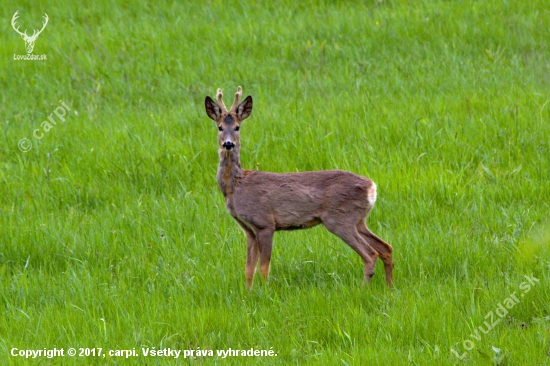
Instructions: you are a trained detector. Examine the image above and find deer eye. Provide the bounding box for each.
[218,126,223,131]
[235,126,240,131]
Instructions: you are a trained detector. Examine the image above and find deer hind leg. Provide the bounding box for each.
[323,219,379,285]
[243,230,260,290]
[357,221,394,287]
[256,228,275,284]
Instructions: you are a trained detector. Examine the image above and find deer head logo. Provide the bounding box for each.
[11,11,49,54]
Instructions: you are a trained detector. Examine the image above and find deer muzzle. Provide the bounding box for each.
[222,141,235,150]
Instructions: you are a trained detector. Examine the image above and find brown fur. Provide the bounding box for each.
[205,87,394,289]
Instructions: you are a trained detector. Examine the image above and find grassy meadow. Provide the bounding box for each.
[1,0,550,364]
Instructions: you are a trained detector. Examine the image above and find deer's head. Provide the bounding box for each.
[205,86,253,151]
[11,11,49,54]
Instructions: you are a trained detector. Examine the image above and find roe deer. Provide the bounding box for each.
[205,86,393,289]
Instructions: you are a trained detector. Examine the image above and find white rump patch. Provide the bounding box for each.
[367,182,377,206]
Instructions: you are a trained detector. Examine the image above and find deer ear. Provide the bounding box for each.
[236,95,253,121]
[205,96,222,121]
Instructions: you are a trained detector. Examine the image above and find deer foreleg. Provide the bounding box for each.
[244,230,260,290]
[257,228,274,283]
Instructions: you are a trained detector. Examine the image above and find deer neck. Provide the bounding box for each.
[217,147,243,198]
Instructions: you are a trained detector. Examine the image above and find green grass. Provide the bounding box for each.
[1,0,549,364]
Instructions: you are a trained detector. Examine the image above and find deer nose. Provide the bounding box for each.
[222,141,235,150]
